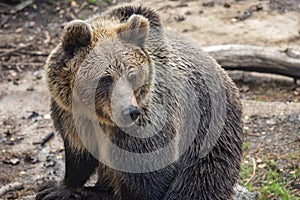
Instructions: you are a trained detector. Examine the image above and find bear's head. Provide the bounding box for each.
[46,14,155,128]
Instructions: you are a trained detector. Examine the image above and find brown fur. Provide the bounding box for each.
[37,5,244,200]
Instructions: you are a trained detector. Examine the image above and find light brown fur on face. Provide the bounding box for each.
[46,14,153,125]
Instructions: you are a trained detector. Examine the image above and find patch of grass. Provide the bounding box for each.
[239,159,298,199]
[287,151,300,160]
[242,142,250,151]
[259,175,295,200]
[239,163,253,181]
[268,182,290,199]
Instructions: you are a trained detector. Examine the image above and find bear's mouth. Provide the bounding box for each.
[95,110,140,128]
[112,114,140,128]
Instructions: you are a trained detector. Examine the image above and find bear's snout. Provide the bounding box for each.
[121,105,140,122]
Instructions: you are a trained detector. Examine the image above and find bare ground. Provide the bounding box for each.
[0,0,299,199]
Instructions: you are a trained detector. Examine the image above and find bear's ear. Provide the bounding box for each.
[61,20,92,56]
[117,14,149,49]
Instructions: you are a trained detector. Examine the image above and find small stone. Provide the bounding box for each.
[71,1,77,7]
[33,71,42,80]
[182,29,188,33]
[258,163,266,169]
[4,24,11,28]
[45,160,56,168]
[43,114,51,120]
[15,27,23,33]
[266,119,276,125]
[9,70,17,77]
[24,155,39,164]
[10,158,20,165]
[233,184,259,200]
[185,11,192,15]
[29,21,35,28]
[174,15,185,22]
[224,3,231,8]
[293,88,300,96]
[26,87,34,91]
[231,18,238,22]
[59,146,64,152]
[13,80,19,85]
[28,112,41,121]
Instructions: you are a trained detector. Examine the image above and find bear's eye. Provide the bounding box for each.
[128,73,137,86]
[98,76,113,88]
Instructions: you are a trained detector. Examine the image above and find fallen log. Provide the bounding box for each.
[202,45,300,80]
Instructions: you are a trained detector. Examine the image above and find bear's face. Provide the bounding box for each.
[51,15,154,127]
[87,42,153,127]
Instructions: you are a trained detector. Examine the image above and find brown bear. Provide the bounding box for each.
[36,5,244,200]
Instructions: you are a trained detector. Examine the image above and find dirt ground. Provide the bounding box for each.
[0,0,299,199]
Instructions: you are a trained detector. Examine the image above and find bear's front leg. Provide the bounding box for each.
[36,141,114,200]
[162,158,240,200]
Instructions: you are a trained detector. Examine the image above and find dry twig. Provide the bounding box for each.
[11,0,33,14]
[245,157,256,185]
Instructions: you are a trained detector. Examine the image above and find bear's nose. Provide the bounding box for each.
[122,106,140,121]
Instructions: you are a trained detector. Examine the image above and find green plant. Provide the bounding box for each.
[242,142,250,151]
[88,0,97,4]
[239,160,298,199]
